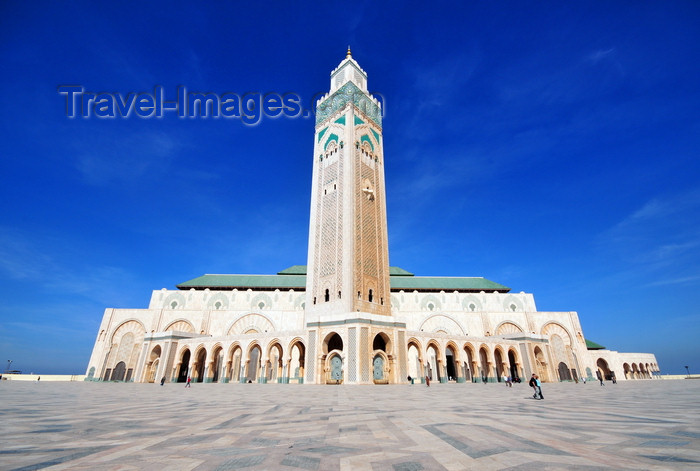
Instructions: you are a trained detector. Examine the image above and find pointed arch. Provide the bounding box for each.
[418,314,466,336]
[541,322,573,345]
[164,319,195,333]
[495,321,524,335]
[227,313,275,335]
[407,339,422,381]
[266,340,284,382]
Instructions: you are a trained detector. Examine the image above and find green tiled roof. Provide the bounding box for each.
[585,339,606,350]
[177,274,306,290]
[177,265,510,293]
[389,276,509,292]
[389,266,414,276]
[277,265,307,275]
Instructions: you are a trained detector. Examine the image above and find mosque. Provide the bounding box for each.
[85,50,659,385]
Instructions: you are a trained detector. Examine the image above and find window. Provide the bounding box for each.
[325,289,330,302]
[338,291,342,299]
[368,289,373,303]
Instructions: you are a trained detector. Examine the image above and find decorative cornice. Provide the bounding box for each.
[307,318,406,328]
[315,81,382,129]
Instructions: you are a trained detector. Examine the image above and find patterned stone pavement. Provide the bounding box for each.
[2,379,699,470]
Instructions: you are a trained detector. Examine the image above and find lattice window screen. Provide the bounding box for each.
[398,331,407,382]
[360,327,369,382]
[306,331,316,383]
[320,162,337,278]
[336,149,344,291]
[348,327,357,382]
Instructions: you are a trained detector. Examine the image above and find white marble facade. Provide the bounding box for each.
[86,52,659,385]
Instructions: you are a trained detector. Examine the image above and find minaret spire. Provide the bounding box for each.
[306,56,390,321]
[346,45,352,58]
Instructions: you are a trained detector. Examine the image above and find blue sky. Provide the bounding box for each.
[1,1,698,375]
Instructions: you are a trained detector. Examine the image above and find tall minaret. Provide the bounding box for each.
[305,48,391,320]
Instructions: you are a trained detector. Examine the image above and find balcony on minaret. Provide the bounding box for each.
[329,47,368,94]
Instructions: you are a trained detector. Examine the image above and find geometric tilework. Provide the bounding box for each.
[2,380,699,470]
[360,327,369,382]
[348,327,357,383]
[306,330,316,384]
[397,330,406,381]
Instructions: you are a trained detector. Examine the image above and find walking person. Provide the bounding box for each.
[160,376,166,386]
[185,376,192,388]
[535,375,543,400]
[596,370,604,386]
[529,374,538,399]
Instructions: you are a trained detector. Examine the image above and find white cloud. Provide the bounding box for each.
[599,188,700,276]
[0,227,140,304]
[587,48,616,64]
[645,275,700,287]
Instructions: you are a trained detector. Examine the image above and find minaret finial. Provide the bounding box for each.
[346,45,352,58]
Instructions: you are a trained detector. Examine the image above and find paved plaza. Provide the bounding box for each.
[2,380,699,470]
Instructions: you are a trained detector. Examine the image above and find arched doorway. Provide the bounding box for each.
[623,363,631,379]
[145,345,161,383]
[267,343,283,383]
[323,332,343,384]
[373,355,385,382]
[639,363,648,379]
[597,358,612,381]
[508,349,520,381]
[229,346,242,382]
[372,333,392,384]
[549,334,572,381]
[426,344,440,382]
[288,341,305,383]
[463,345,475,382]
[558,362,572,381]
[326,333,343,352]
[194,348,207,382]
[534,347,549,382]
[177,349,190,383]
[479,347,490,383]
[445,346,457,381]
[247,345,262,382]
[373,333,387,352]
[494,349,504,382]
[111,361,126,381]
[106,321,145,383]
[330,354,343,383]
[407,342,421,381]
[210,346,223,383]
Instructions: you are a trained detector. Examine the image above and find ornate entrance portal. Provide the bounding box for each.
[373,355,385,382]
[330,355,343,383]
